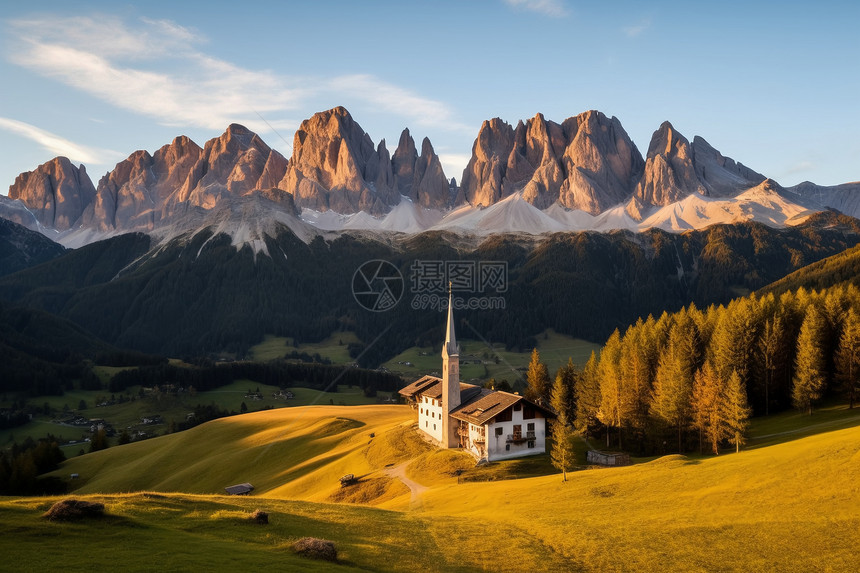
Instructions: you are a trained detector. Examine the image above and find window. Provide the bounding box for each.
[513,404,521,411]
[433,424,436,430]
[495,427,503,436]
[505,444,510,451]
[425,421,428,427]
[527,440,535,448]
[495,408,512,423]
[523,404,536,419]
[527,423,535,431]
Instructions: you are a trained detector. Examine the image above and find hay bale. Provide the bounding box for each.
[292,537,337,562]
[43,499,105,521]
[248,509,268,524]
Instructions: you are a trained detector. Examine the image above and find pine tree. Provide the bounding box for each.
[793,306,827,415]
[598,330,627,448]
[574,351,602,442]
[620,318,658,436]
[692,360,725,455]
[525,348,550,405]
[757,314,785,415]
[651,313,698,452]
[554,358,578,423]
[550,372,575,481]
[836,308,860,408]
[723,369,752,453]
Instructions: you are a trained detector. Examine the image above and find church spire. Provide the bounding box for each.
[444,282,458,357]
[441,282,460,448]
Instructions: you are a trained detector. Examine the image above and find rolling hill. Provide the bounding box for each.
[1,403,855,572]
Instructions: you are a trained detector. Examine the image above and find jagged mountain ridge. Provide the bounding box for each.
[3,106,858,249]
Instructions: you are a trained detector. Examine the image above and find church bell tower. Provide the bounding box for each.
[441,283,461,448]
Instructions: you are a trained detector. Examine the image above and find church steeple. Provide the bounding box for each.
[441,282,461,448]
[443,283,458,359]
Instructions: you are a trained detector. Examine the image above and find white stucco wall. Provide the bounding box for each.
[485,406,546,461]
[417,394,445,444]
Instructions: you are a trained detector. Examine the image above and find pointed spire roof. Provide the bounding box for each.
[444,282,458,356]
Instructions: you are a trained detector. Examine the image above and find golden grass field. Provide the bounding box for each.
[2,404,859,572]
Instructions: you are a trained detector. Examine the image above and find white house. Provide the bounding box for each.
[399,288,554,462]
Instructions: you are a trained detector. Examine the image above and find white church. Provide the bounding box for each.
[399,289,555,462]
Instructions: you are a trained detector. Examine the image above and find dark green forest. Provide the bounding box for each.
[1,212,858,370]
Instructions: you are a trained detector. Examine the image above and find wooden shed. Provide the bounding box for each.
[224,482,255,495]
[587,450,631,467]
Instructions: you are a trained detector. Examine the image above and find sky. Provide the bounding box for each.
[1,0,858,196]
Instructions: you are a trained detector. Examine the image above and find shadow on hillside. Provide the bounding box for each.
[746,405,860,450]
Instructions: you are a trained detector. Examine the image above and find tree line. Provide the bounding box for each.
[530,283,860,458]
[0,436,67,495]
[107,359,404,396]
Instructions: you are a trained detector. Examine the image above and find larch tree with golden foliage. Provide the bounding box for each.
[550,370,575,482]
[793,306,827,415]
[836,308,860,408]
[692,360,726,455]
[525,348,550,405]
[651,313,699,452]
[574,351,602,442]
[723,369,752,453]
[598,329,627,448]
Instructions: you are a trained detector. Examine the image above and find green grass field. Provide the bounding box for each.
[2,403,858,571]
[249,332,361,363]
[0,381,379,455]
[383,329,600,384]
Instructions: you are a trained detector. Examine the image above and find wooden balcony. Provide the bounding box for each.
[506,431,536,443]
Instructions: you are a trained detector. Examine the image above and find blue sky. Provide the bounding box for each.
[2,0,858,196]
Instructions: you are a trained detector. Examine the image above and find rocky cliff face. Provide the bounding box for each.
[278,107,396,215]
[461,111,644,214]
[83,136,203,231]
[691,136,766,196]
[8,157,96,231]
[174,124,287,210]
[277,108,450,214]
[391,130,450,208]
[634,121,706,207]
[633,122,768,211]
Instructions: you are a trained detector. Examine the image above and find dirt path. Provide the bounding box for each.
[385,462,428,509]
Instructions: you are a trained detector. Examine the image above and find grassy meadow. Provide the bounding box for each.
[2,403,858,571]
[382,328,601,384]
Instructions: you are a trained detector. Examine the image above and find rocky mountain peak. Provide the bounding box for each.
[462,110,644,213]
[634,121,706,207]
[691,135,766,196]
[279,107,449,214]
[278,107,394,214]
[7,157,96,231]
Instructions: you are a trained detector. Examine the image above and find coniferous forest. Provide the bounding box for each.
[559,283,860,456]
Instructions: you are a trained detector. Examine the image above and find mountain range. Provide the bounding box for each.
[2,106,859,250]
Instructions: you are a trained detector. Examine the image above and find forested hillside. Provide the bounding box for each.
[0,213,858,366]
[574,283,860,455]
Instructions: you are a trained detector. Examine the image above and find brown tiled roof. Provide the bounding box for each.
[398,375,479,400]
[398,375,441,398]
[450,390,556,426]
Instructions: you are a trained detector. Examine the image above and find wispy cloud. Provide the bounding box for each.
[0,117,123,166]
[503,0,569,18]
[623,18,652,38]
[6,15,459,135]
[785,160,816,175]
